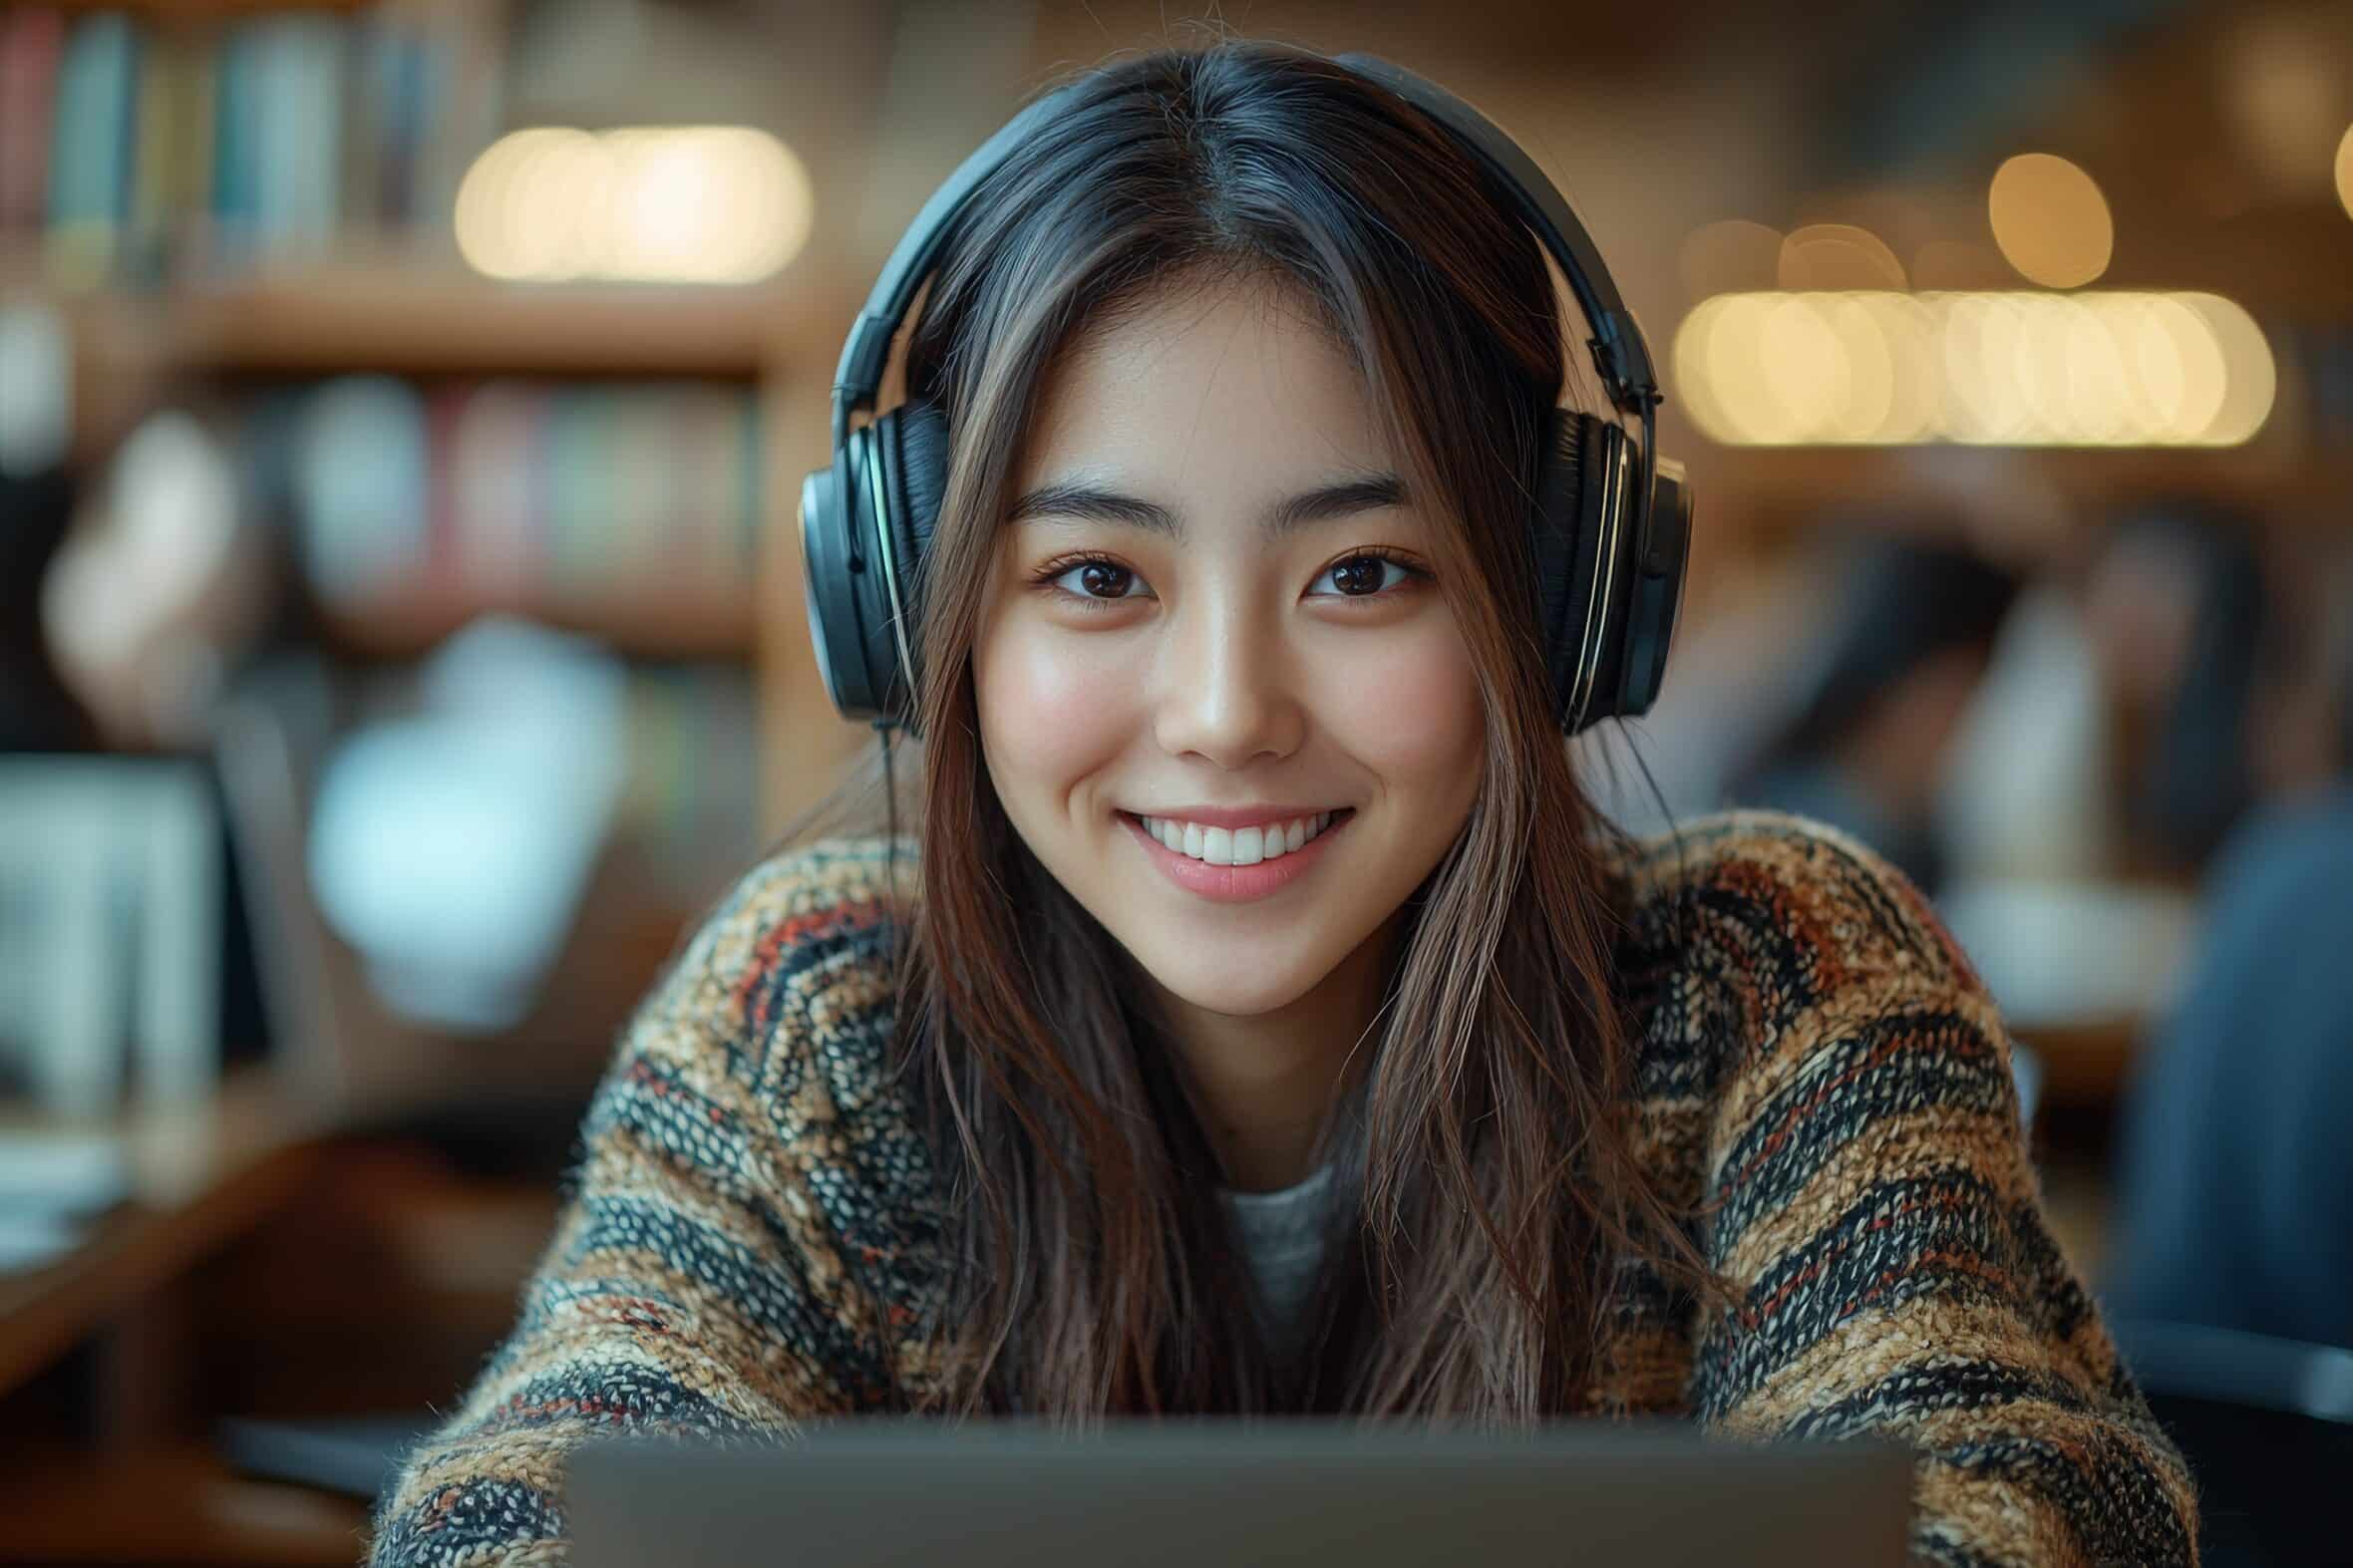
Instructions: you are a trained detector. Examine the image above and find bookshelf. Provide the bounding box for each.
[17,258,847,606]
[0,0,880,1126]
[13,247,868,842]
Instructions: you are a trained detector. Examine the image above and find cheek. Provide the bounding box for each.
[1317,620,1484,789]
[975,618,1141,800]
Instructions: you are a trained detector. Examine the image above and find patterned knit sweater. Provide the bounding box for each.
[366,810,2198,1567]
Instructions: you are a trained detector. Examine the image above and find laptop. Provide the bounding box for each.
[564,1418,1913,1567]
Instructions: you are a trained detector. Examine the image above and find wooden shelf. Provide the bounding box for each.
[9,257,850,381]
[171,263,802,380]
[9,253,860,467]
[45,0,373,13]
[316,578,761,662]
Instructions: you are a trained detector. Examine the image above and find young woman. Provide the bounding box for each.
[371,41,2197,1567]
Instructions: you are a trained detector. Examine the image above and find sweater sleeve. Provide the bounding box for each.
[1680,815,2199,1568]
[367,842,911,1568]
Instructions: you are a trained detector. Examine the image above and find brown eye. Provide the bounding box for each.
[1035,556,1151,608]
[1317,552,1421,601]
[1079,561,1135,599]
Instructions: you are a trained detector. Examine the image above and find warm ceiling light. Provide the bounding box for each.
[2227,16,2345,197]
[2337,125,2353,221]
[456,126,814,284]
[1671,290,2273,448]
[1988,154,2114,289]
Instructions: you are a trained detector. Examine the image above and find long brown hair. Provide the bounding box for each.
[783,38,1722,1426]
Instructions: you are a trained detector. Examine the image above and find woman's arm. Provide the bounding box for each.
[1682,815,2198,1568]
[368,845,908,1567]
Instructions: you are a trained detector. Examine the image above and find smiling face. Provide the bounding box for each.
[971,275,1487,1023]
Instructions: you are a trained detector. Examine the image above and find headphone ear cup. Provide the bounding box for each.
[799,441,885,721]
[885,399,950,581]
[869,400,948,726]
[1613,456,1691,721]
[1529,409,1611,733]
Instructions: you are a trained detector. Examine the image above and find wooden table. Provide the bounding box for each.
[0,1070,378,1565]
[0,1070,328,1405]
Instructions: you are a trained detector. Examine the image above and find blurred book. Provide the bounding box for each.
[273,374,762,621]
[42,8,137,284]
[2,3,506,276]
[0,9,66,237]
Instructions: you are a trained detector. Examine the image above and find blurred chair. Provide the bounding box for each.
[2108,1318,2353,1568]
[207,654,445,1123]
[2105,784,2353,1353]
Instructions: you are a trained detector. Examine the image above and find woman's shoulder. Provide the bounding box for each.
[687,833,919,987]
[1598,808,2008,1120]
[645,834,918,1100]
[731,832,920,921]
[1602,805,1987,999]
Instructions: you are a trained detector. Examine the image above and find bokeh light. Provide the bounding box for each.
[2337,125,2353,221]
[1671,291,2275,448]
[2227,15,2347,197]
[1988,154,2114,289]
[456,126,814,284]
[1777,224,1908,291]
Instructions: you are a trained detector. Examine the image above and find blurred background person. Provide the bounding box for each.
[1729,526,2022,896]
[2080,500,2274,880]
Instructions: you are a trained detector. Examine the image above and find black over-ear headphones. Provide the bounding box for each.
[800,50,1693,739]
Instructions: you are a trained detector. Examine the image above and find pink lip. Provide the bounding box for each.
[1132,803,1342,830]
[1120,809,1352,904]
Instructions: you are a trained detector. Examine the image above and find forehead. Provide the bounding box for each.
[1016,277,1391,493]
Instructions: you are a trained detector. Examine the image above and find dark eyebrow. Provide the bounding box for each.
[1006,473,1406,541]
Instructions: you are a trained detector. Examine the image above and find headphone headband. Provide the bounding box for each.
[830,84,1084,448]
[1329,54,1658,417]
[830,50,1662,441]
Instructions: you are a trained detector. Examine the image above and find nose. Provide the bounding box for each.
[1151,588,1303,769]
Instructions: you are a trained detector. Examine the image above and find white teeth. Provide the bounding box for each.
[1139,810,1342,865]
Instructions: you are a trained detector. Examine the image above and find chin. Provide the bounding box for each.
[1124,939,1325,1018]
